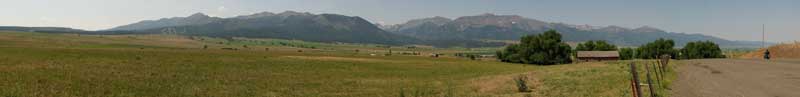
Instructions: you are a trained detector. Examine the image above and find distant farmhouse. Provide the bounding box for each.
[576,51,620,62]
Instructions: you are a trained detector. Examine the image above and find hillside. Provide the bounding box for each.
[105,13,223,31]
[741,42,800,59]
[107,11,420,45]
[383,14,763,47]
[0,26,86,33]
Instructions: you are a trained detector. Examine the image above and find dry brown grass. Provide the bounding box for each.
[470,71,539,97]
[741,42,800,59]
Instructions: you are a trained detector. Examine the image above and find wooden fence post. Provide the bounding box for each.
[661,55,669,72]
[631,80,639,97]
[644,63,657,97]
[630,63,643,97]
[651,62,662,89]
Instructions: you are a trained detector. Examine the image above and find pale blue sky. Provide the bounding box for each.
[0,0,797,42]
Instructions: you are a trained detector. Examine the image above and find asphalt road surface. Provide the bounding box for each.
[672,59,800,97]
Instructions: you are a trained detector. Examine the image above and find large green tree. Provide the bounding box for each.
[679,41,725,59]
[618,48,635,60]
[497,30,572,65]
[636,38,676,59]
[576,40,617,51]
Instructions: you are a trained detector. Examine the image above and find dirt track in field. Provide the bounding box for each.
[672,59,800,97]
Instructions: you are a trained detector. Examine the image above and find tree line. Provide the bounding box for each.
[497,30,725,65]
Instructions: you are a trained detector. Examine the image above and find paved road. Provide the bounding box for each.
[672,59,800,97]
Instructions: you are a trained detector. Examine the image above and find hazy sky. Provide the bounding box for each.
[1,0,797,42]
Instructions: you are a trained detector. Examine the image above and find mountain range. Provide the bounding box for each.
[380,14,762,47]
[106,13,223,31]
[105,11,418,45]
[1,11,764,48]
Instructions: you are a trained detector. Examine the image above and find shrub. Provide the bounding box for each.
[468,55,477,60]
[515,76,531,92]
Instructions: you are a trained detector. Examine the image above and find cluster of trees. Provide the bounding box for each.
[575,40,617,51]
[619,48,635,60]
[496,30,726,65]
[617,39,725,60]
[635,39,677,59]
[679,41,725,59]
[496,30,572,65]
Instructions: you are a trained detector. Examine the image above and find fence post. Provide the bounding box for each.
[630,63,643,97]
[661,55,669,72]
[651,62,662,89]
[631,80,639,97]
[656,61,662,77]
[644,63,657,97]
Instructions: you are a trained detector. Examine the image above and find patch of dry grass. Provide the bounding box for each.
[741,42,800,59]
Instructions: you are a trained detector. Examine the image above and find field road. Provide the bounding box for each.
[672,59,800,97]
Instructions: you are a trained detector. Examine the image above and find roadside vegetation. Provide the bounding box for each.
[617,39,726,60]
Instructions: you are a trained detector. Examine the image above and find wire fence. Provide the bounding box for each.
[629,55,671,97]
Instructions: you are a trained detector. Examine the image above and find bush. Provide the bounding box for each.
[679,41,725,59]
[515,76,531,92]
[497,30,572,65]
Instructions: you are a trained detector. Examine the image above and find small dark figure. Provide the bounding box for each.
[203,45,208,49]
[264,48,270,51]
[764,49,771,60]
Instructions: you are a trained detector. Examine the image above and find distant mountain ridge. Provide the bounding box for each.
[3,11,764,48]
[107,11,419,45]
[381,13,763,47]
[0,26,86,32]
[106,13,223,31]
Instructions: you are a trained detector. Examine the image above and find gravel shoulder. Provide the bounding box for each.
[672,59,800,97]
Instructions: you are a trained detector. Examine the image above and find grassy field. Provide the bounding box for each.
[0,31,676,96]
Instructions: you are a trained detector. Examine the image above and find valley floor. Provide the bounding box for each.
[0,31,675,96]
